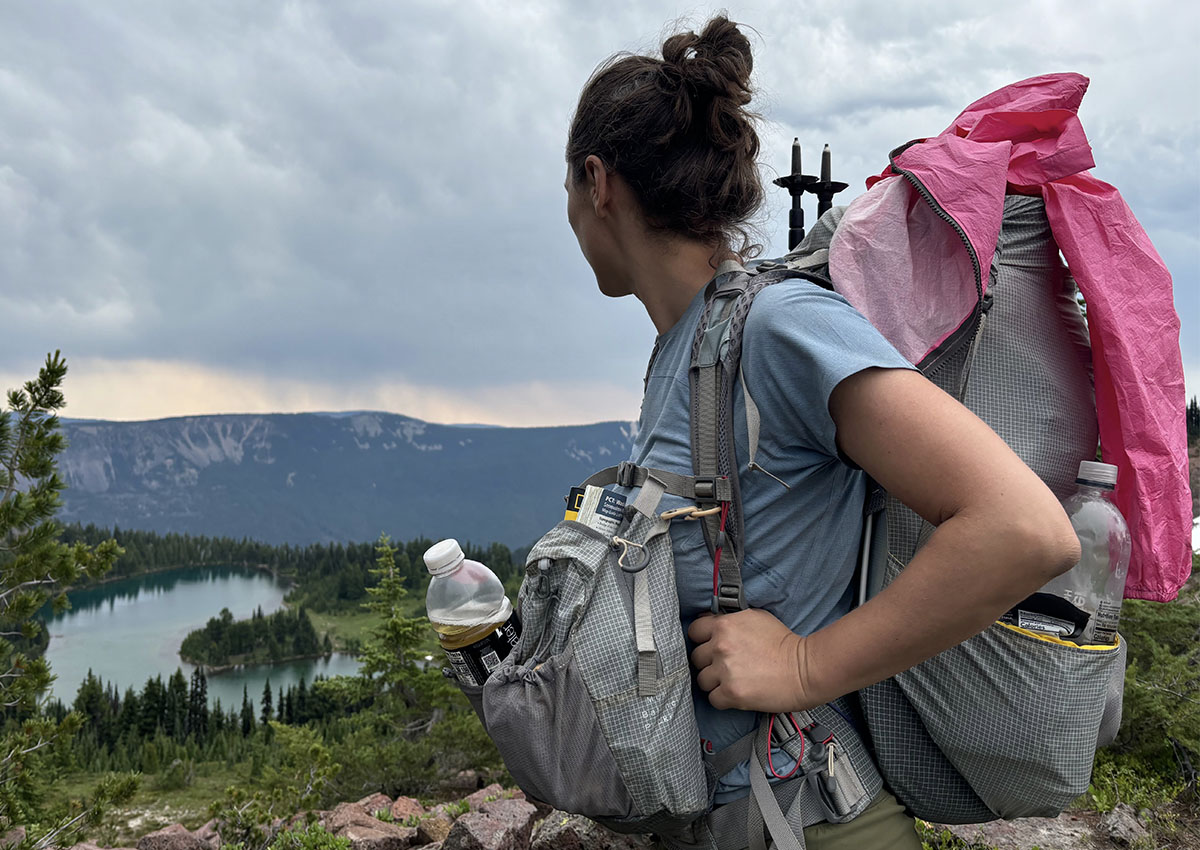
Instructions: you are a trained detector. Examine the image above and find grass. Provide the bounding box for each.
[306,597,441,656]
[52,765,237,847]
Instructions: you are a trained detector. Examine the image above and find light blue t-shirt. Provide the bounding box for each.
[616,278,913,801]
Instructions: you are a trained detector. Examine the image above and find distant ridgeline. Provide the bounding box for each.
[58,412,636,548]
[60,525,524,617]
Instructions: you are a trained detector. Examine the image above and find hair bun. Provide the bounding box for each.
[661,16,753,106]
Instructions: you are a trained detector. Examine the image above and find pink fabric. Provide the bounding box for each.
[830,73,1189,602]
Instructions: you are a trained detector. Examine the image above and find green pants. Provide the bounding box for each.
[651,789,922,850]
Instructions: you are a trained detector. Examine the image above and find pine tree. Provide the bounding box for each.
[239,686,254,737]
[0,354,134,849]
[1187,395,1199,441]
[187,669,208,743]
[260,679,273,726]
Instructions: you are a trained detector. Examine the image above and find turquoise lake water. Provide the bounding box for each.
[41,566,361,712]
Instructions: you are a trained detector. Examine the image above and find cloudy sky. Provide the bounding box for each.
[1,0,1196,426]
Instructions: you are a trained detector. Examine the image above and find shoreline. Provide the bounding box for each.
[179,649,338,675]
[59,561,293,593]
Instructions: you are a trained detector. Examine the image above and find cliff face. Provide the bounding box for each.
[60,412,637,547]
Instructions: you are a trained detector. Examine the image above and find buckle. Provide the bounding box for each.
[616,461,639,488]
[711,581,745,614]
[694,476,717,501]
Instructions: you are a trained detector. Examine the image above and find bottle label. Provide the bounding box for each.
[1091,599,1121,645]
[1001,609,1076,638]
[444,612,521,688]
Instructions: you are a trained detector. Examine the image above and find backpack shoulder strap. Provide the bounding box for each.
[688,263,828,613]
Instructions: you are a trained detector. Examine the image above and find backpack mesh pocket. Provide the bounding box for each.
[473,517,712,833]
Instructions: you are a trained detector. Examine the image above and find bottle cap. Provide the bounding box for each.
[1076,461,1117,489]
[424,539,465,576]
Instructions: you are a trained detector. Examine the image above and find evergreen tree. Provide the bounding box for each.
[187,669,208,743]
[1187,395,1199,441]
[260,679,273,726]
[0,353,134,848]
[239,686,254,737]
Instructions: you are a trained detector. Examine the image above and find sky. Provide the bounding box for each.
[0,0,1196,427]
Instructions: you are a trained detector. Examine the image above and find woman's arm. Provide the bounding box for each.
[689,366,1081,712]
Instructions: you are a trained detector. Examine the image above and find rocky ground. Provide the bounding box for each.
[37,784,1198,850]
[55,784,655,850]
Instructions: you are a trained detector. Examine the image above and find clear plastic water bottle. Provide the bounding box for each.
[424,539,520,686]
[1002,461,1131,645]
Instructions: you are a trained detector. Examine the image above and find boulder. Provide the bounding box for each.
[464,784,506,811]
[447,770,481,792]
[1100,803,1150,847]
[356,793,395,817]
[328,802,387,832]
[2,829,26,850]
[937,812,1098,850]
[389,797,425,823]
[505,791,553,821]
[192,818,222,849]
[417,814,454,845]
[337,822,418,850]
[530,812,653,850]
[138,823,211,850]
[443,799,538,850]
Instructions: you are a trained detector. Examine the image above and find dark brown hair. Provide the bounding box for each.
[566,16,763,256]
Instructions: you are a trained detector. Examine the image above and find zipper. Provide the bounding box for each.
[886,141,985,375]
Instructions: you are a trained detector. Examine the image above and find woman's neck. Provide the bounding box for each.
[625,237,733,335]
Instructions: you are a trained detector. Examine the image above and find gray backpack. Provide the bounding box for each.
[453,195,1126,847]
[770,193,1127,824]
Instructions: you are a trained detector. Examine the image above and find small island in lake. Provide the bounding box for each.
[180,604,332,671]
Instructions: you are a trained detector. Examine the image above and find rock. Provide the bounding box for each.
[193,818,222,849]
[138,823,212,850]
[530,811,653,850]
[1101,803,1150,847]
[357,793,395,817]
[389,797,425,823]
[2,828,26,850]
[465,783,506,811]
[937,812,1099,850]
[443,799,538,850]
[417,814,454,844]
[328,802,386,832]
[447,770,481,791]
[506,791,553,821]
[338,822,418,850]
[66,843,104,850]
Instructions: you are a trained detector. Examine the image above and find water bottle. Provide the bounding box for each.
[1001,461,1131,645]
[424,539,520,686]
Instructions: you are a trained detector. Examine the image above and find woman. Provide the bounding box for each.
[564,16,1080,849]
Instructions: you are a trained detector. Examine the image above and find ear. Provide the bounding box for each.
[583,155,611,218]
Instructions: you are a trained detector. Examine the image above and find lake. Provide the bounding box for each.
[41,566,361,712]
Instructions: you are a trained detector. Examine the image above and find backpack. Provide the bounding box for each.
[451,72,1185,848]
[770,193,1127,823]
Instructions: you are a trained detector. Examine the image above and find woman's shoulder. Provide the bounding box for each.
[743,277,881,348]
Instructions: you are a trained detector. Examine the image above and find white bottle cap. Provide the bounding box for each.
[424,539,465,576]
[1076,461,1117,489]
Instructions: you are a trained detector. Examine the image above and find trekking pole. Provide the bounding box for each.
[772,138,817,251]
[808,144,849,219]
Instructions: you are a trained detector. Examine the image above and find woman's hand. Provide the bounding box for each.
[688,609,815,712]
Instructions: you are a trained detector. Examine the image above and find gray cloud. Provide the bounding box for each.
[0,0,1196,421]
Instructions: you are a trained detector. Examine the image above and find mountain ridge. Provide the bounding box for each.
[60,411,638,548]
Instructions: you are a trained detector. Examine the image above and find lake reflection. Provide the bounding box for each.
[41,566,360,711]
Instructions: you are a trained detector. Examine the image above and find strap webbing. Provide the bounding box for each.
[580,463,732,503]
[748,722,805,850]
[633,569,657,696]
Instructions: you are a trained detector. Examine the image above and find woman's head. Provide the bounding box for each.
[566,16,763,258]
